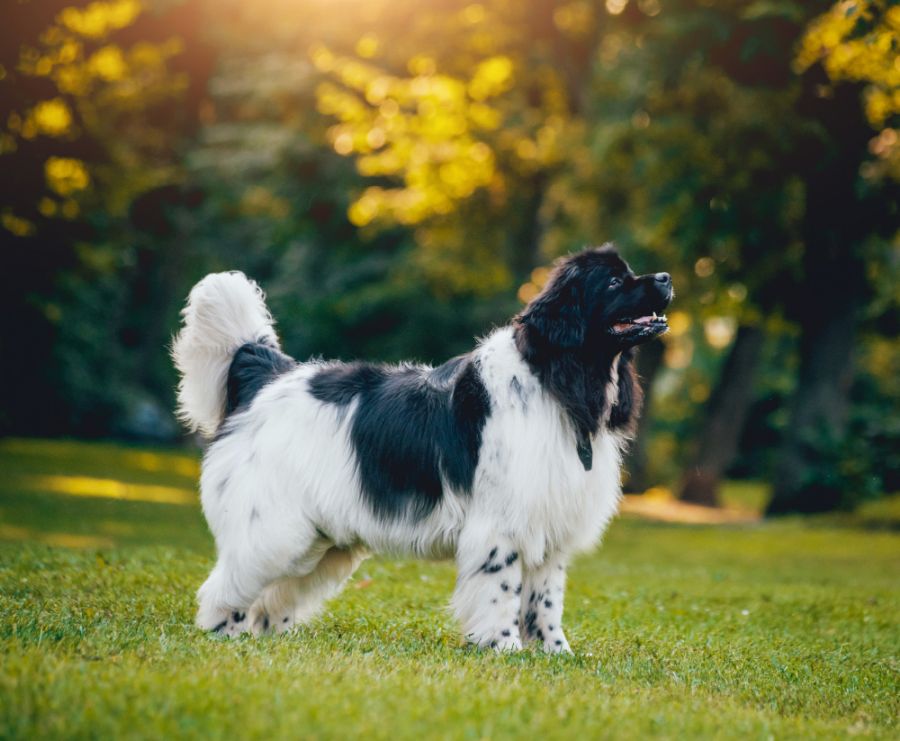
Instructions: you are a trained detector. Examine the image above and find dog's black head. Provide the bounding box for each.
[516,244,673,355]
[514,245,674,454]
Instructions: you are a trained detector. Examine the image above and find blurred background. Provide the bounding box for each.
[1,0,898,517]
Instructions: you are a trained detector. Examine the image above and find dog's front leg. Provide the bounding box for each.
[521,554,572,653]
[451,527,523,651]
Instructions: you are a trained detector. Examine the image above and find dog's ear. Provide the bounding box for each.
[518,265,585,349]
[609,349,643,432]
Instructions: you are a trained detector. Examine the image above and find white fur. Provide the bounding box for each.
[176,274,628,651]
[171,272,279,437]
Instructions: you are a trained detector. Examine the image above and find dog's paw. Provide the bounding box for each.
[216,610,250,637]
[197,605,244,636]
[469,630,523,652]
[249,606,296,636]
[540,633,572,654]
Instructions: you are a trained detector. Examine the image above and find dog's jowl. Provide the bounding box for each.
[172,245,672,651]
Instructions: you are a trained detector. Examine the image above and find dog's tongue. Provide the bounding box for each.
[613,316,653,332]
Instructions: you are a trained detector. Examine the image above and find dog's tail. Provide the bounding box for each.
[171,271,279,437]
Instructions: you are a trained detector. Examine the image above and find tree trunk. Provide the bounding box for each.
[678,325,765,506]
[622,339,665,493]
[766,306,857,514]
[765,71,890,515]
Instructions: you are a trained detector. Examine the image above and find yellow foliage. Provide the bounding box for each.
[59,0,141,39]
[316,50,516,226]
[315,38,570,229]
[1,210,36,237]
[88,45,127,81]
[796,0,900,179]
[468,56,514,101]
[39,198,58,217]
[356,34,379,60]
[45,157,91,196]
[4,0,187,217]
[27,98,74,137]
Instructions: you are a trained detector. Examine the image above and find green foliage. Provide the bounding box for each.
[1,0,897,512]
[1,439,898,738]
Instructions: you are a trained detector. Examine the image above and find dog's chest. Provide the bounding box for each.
[473,330,623,558]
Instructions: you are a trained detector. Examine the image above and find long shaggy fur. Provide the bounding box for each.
[173,246,672,652]
[171,272,279,437]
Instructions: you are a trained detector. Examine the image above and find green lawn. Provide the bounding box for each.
[1,439,897,739]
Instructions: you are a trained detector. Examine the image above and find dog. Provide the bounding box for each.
[172,244,672,651]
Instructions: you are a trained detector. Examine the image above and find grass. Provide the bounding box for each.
[0,439,898,739]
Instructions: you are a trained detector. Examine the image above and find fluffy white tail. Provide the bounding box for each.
[172,271,279,437]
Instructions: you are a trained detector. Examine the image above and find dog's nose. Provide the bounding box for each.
[654,272,671,286]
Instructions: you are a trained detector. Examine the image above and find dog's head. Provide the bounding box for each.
[516,244,673,355]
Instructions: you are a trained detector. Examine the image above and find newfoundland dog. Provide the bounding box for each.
[172,244,672,651]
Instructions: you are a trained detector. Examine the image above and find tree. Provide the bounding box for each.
[550,0,898,509]
[0,0,211,435]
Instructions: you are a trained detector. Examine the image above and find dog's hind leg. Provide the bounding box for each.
[248,546,369,635]
[195,523,325,637]
[195,561,250,636]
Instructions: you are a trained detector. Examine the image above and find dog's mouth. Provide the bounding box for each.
[610,312,669,339]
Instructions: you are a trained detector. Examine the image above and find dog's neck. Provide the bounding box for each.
[513,322,637,471]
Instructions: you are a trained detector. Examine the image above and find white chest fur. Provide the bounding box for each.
[471,328,624,567]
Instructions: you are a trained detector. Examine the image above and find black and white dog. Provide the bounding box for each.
[172,245,672,651]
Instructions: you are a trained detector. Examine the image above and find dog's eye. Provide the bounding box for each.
[609,277,622,289]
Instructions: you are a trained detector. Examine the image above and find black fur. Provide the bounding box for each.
[514,246,668,467]
[608,348,643,434]
[306,363,389,406]
[225,340,296,416]
[308,354,491,520]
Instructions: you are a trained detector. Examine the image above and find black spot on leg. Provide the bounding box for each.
[524,610,538,637]
[555,639,562,646]
[212,620,227,633]
[544,600,553,609]
[536,629,545,642]
[505,551,518,566]
[232,611,245,623]
[262,616,269,631]
[529,591,536,603]
[479,547,505,574]
[283,617,289,623]
[514,618,519,626]
[501,629,511,637]
[549,625,555,631]
[501,582,509,592]
[515,583,522,595]
[491,598,497,604]
[490,640,498,649]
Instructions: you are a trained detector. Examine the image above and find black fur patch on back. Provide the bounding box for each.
[306,363,389,406]
[225,340,296,416]
[308,354,491,520]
